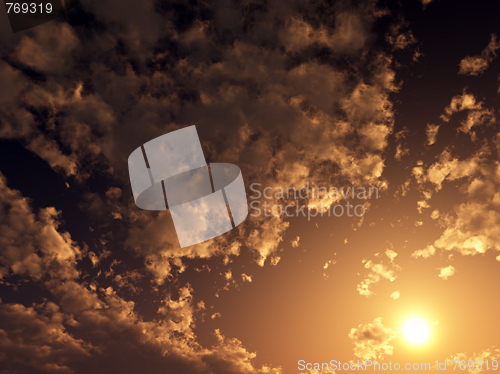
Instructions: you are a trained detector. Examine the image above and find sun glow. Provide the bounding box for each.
[402,318,431,345]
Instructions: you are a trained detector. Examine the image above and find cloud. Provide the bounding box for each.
[244,217,290,267]
[15,23,79,74]
[414,150,480,191]
[440,91,495,134]
[0,61,32,139]
[0,267,281,374]
[390,291,400,299]
[348,318,397,360]
[323,259,337,279]
[278,9,373,55]
[385,249,398,262]
[357,259,398,297]
[0,173,81,281]
[441,91,482,121]
[0,0,399,289]
[412,245,436,259]
[394,128,409,161]
[202,329,282,374]
[411,143,500,259]
[425,124,440,146]
[0,301,92,374]
[458,34,500,76]
[241,274,252,283]
[0,170,285,373]
[386,24,416,50]
[438,265,456,280]
[446,348,500,374]
[431,202,500,256]
[2,13,395,282]
[26,135,79,177]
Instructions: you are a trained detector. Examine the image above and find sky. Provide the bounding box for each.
[1,0,500,373]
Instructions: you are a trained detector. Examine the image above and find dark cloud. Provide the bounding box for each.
[458,34,500,76]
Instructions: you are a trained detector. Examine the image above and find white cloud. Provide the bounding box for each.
[349,318,397,360]
[412,245,436,259]
[390,291,400,299]
[438,265,456,280]
[357,259,398,297]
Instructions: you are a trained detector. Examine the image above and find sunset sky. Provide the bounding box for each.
[1,0,500,373]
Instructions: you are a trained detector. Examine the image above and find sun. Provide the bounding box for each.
[402,318,431,345]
